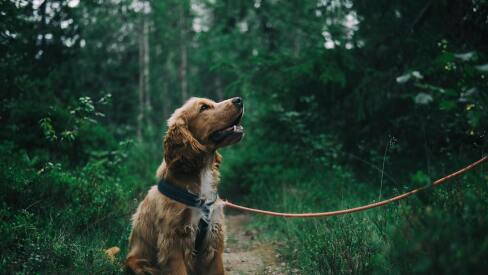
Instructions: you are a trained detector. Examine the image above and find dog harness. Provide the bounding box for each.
[157,179,217,254]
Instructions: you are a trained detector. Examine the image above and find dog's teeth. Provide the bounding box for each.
[233,125,236,131]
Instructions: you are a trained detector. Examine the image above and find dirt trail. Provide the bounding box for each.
[223,214,294,275]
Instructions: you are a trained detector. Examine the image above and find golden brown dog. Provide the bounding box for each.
[126,97,244,274]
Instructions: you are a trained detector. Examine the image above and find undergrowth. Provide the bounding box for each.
[221,141,488,274]
[0,140,158,274]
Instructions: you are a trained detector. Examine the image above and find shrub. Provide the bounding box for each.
[0,139,154,273]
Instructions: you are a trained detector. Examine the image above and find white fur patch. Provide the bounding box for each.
[200,167,215,200]
[190,167,217,227]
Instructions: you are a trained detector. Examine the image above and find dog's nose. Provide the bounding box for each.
[232,97,243,107]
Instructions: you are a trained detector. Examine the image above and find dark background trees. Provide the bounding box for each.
[1,0,487,273]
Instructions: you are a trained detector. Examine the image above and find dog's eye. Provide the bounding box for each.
[200,104,210,112]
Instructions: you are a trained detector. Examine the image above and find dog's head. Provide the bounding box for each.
[164,97,244,171]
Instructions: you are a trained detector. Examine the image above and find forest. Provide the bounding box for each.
[1,0,488,274]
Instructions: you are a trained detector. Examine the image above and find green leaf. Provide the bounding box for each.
[439,100,456,111]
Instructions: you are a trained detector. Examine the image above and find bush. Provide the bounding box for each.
[219,92,488,274]
[0,139,155,273]
[389,174,488,274]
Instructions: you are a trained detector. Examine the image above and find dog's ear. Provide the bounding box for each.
[164,117,206,172]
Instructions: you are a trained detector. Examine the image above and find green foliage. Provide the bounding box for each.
[0,138,154,273]
[389,175,488,274]
[1,0,487,273]
[225,141,488,274]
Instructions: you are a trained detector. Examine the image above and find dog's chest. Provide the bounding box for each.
[200,167,215,200]
[190,168,217,225]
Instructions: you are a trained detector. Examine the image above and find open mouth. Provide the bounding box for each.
[209,110,244,144]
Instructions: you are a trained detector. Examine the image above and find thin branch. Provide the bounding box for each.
[411,1,433,32]
[379,139,391,200]
[347,153,399,185]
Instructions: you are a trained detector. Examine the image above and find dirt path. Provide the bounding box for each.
[223,214,294,275]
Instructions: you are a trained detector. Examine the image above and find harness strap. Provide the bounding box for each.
[194,199,215,252]
[157,179,216,254]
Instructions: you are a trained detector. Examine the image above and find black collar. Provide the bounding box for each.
[157,178,217,253]
[158,178,207,207]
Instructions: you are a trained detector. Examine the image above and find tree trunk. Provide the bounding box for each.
[215,77,224,101]
[137,12,151,141]
[143,18,151,124]
[137,18,145,141]
[162,52,174,120]
[293,30,301,57]
[179,2,188,103]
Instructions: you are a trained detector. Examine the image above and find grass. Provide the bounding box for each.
[2,130,487,274]
[221,144,488,274]
[0,141,159,274]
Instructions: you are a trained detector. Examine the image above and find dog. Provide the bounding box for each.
[126,97,244,274]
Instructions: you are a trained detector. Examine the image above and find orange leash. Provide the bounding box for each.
[223,156,487,218]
